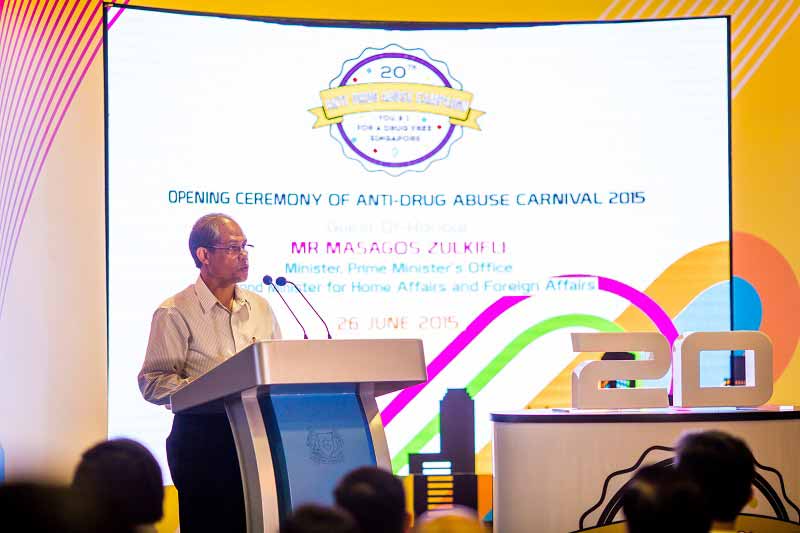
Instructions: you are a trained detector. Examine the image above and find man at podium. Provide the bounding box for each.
[138,213,282,533]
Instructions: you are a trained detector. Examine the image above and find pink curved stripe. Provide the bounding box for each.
[597,276,680,345]
[380,295,530,426]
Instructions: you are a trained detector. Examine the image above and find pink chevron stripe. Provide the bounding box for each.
[0,1,128,314]
[0,0,92,260]
[0,0,47,118]
[0,0,58,183]
[2,0,34,97]
[0,3,100,290]
[0,12,104,312]
[107,0,130,29]
[0,0,36,253]
[0,0,66,196]
[0,0,47,168]
[0,0,22,158]
[380,296,530,426]
[0,0,35,128]
[0,0,75,242]
[1,0,93,196]
[0,0,23,87]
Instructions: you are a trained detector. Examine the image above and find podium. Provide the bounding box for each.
[170,339,426,533]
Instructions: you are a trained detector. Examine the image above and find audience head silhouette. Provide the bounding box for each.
[675,430,755,526]
[0,482,111,533]
[622,463,711,533]
[281,504,359,533]
[414,506,486,533]
[72,438,164,531]
[334,466,409,533]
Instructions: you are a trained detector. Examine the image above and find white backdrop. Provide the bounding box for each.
[107,9,730,481]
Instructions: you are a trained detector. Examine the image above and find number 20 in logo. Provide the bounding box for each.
[571,331,773,409]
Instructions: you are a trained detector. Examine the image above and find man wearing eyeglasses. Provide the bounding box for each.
[138,213,281,533]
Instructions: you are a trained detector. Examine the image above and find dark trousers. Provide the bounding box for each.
[166,413,246,533]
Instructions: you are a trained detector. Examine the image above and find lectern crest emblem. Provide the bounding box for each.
[306,428,345,464]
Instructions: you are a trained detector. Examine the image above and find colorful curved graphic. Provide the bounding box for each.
[387,236,800,475]
[381,295,529,426]
[734,232,800,382]
[391,314,625,473]
[382,273,683,429]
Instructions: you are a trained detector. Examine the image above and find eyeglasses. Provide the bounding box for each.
[204,241,254,255]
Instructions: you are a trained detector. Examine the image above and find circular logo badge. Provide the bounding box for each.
[310,45,483,176]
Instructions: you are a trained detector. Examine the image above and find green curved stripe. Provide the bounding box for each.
[391,314,624,473]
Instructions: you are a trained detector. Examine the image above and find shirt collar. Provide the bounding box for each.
[194,276,249,313]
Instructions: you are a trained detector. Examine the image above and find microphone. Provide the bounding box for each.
[276,276,333,339]
[263,275,308,339]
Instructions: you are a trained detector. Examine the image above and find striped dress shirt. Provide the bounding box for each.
[138,276,282,406]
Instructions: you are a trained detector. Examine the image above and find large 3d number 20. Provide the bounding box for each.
[672,331,772,407]
[571,332,671,409]
[571,331,773,409]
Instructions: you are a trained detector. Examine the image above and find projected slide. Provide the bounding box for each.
[106,7,731,480]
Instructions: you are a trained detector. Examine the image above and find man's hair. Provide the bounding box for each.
[281,504,359,533]
[622,464,710,533]
[188,213,234,268]
[333,466,406,533]
[72,438,164,528]
[675,430,755,522]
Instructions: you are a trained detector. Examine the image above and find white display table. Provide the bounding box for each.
[492,407,800,533]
